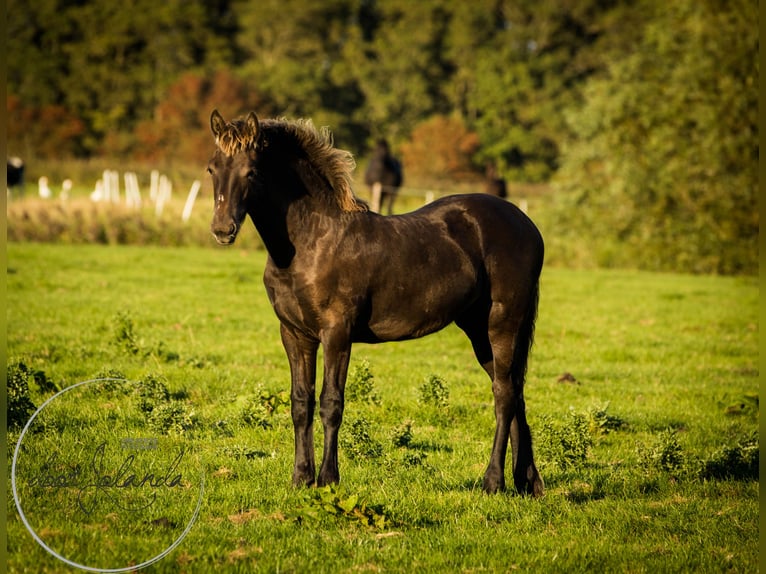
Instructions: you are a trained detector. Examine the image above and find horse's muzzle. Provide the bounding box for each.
[211,222,239,245]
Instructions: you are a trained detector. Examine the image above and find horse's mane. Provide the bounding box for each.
[216,115,366,213]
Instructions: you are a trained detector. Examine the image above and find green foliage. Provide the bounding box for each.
[553,0,758,274]
[7,363,39,430]
[135,373,197,435]
[147,400,198,435]
[221,444,272,461]
[240,398,273,429]
[107,309,215,368]
[212,418,235,438]
[721,393,759,418]
[587,402,628,435]
[528,402,628,470]
[113,311,141,355]
[537,408,593,470]
[346,359,381,405]
[7,0,235,156]
[135,374,171,414]
[701,432,759,481]
[388,420,429,467]
[390,420,414,448]
[340,417,384,460]
[418,374,449,408]
[292,484,390,530]
[241,385,289,429]
[400,450,429,468]
[637,429,687,477]
[256,386,290,416]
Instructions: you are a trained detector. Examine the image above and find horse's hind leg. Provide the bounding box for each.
[509,284,544,497]
[458,307,509,492]
[481,298,543,496]
[456,307,494,379]
[370,182,382,213]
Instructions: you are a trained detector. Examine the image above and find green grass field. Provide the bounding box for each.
[6,242,759,573]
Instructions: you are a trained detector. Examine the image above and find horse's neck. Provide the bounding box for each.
[250,168,344,269]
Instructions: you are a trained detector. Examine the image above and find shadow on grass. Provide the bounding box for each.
[407,440,453,453]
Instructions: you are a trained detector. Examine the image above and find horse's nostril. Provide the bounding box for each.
[211,221,239,245]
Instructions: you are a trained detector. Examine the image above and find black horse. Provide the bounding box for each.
[7,157,25,197]
[364,138,402,214]
[485,162,507,199]
[208,110,544,496]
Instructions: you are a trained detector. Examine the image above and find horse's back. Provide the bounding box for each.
[414,193,543,260]
[413,194,544,294]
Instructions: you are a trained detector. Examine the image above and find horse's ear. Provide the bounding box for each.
[210,109,226,138]
[245,111,260,142]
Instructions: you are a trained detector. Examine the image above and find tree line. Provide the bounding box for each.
[7,0,758,274]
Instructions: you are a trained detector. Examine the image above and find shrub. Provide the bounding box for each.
[346,360,381,405]
[113,311,141,355]
[340,417,383,460]
[390,420,414,448]
[701,432,759,480]
[7,363,38,430]
[135,374,171,414]
[241,397,274,429]
[401,450,428,467]
[241,384,289,429]
[587,402,628,435]
[147,401,197,435]
[418,374,449,409]
[537,408,593,470]
[637,429,687,477]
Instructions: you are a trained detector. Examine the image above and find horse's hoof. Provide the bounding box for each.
[515,466,544,497]
[482,474,505,494]
[317,472,340,487]
[292,470,315,488]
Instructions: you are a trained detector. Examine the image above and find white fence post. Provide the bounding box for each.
[124,172,141,208]
[182,180,201,222]
[150,170,160,202]
[104,170,120,203]
[155,174,172,217]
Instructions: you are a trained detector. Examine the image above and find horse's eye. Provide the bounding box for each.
[206,166,214,175]
[246,170,256,181]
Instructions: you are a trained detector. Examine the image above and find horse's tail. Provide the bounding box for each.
[511,264,541,387]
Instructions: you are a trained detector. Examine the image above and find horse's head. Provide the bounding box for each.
[208,109,261,245]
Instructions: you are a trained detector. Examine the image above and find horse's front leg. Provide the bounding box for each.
[317,329,352,487]
[280,324,319,487]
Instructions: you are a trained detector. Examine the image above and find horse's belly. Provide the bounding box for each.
[361,283,475,342]
[363,314,451,342]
